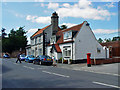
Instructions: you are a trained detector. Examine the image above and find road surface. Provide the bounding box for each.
[2,58,119,89]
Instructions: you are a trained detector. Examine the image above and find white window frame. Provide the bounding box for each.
[63,46,71,57]
[39,37,41,43]
[35,38,37,44]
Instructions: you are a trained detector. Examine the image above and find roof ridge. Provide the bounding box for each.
[31,24,51,38]
[61,22,84,32]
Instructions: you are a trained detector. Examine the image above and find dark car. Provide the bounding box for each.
[33,55,53,65]
[3,54,10,58]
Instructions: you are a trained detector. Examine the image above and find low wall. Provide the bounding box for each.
[91,58,120,65]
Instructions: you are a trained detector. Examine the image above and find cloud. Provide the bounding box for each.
[15,13,24,18]
[34,0,44,2]
[40,3,45,7]
[60,23,77,28]
[27,28,38,44]
[5,9,25,18]
[26,15,38,22]
[100,0,115,2]
[35,16,51,24]
[56,0,116,20]
[62,3,70,8]
[78,0,92,8]
[105,2,115,8]
[93,29,118,34]
[48,2,59,9]
[26,15,51,24]
[27,28,38,34]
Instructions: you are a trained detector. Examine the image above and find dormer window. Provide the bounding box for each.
[64,31,72,40]
[64,32,67,39]
[68,31,72,38]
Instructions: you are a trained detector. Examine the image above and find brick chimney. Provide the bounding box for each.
[51,12,59,35]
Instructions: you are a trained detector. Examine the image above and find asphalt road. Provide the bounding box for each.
[2,58,119,89]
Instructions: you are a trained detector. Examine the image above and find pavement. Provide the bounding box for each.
[1,58,119,88]
[57,63,119,76]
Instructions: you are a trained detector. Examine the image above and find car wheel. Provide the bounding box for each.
[41,62,43,65]
[33,60,35,64]
[39,61,41,65]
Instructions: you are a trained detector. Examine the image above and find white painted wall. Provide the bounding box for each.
[47,46,58,59]
[26,48,31,55]
[47,45,62,60]
[75,21,106,60]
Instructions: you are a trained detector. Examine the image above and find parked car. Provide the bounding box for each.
[25,55,35,63]
[3,54,10,58]
[33,55,53,65]
[19,54,26,61]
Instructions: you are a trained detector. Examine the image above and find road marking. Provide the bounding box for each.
[13,63,19,65]
[23,66,35,70]
[42,70,70,78]
[74,69,120,77]
[89,71,120,77]
[93,81,120,88]
[38,67,49,69]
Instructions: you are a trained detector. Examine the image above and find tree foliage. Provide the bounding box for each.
[60,25,67,30]
[97,36,120,43]
[1,28,7,38]
[104,38,112,42]
[2,26,28,54]
[98,38,103,43]
[112,36,120,41]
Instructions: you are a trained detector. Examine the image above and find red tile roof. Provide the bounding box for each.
[31,25,62,38]
[56,22,84,44]
[31,25,51,38]
[101,41,120,48]
[54,44,62,53]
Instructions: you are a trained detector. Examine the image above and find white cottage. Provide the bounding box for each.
[47,21,109,63]
[26,12,109,63]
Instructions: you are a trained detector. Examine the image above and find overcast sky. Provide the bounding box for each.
[1,0,119,44]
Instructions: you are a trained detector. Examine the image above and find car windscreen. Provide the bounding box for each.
[29,55,35,58]
[20,55,25,57]
[5,54,9,56]
[41,56,51,59]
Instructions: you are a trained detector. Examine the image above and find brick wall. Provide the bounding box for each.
[91,58,120,65]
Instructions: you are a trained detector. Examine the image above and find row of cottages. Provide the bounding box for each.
[26,12,109,63]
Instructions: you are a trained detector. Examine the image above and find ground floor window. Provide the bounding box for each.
[32,50,34,55]
[38,48,42,55]
[63,46,71,57]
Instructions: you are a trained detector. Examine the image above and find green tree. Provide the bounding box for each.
[112,36,120,41]
[104,38,112,42]
[98,38,103,43]
[1,28,7,38]
[60,25,67,30]
[2,26,28,54]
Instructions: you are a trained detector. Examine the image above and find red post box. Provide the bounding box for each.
[87,53,91,67]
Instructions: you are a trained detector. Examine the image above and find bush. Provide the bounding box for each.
[58,57,62,63]
[70,59,72,64]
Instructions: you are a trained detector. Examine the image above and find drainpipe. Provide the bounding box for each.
[105,47,107,59]
[72,31,73,63]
